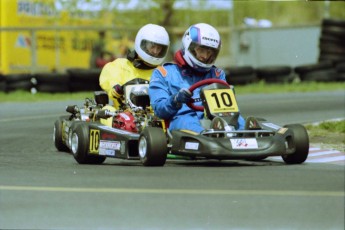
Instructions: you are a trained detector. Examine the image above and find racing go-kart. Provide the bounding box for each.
[54,78,309,166]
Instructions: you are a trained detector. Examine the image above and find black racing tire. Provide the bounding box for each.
[33,73,70,93]
[336,62,345,81]
[67,68,102,92]
[282,124,309,164]
[224,66,255,76]
[53,116,70,152]
[138,127,167,166]
[318,52,345,64]
[336,62,345,72]
[255,66,292,78]
[0,74,6,92]
[320,42,345,55]
[35,84,70,93]
[294,62,333,75]
[322,25,345,39]
[337,73,345,81]
[322,18,345,28]
[300,69,338,82]
[319,33,344,46]
[226,73,257,85]
[5,73,33,92]
[255,66,293,83]
[71,123,106,164]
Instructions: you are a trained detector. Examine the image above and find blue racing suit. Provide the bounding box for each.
[149,62,245,133]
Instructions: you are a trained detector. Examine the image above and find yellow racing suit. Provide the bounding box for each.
[99,58,154,109]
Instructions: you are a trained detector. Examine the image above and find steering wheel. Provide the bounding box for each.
[186,78,229,111]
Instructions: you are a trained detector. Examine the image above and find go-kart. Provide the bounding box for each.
[54,78,309,166]
[53,78,165,164]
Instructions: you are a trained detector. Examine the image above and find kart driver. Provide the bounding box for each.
[99,24,170,109]
[149,23,245,133]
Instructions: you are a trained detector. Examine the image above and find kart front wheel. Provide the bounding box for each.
[53,116,69,152]
[282,124,309,164]
[71,123,106,164]
[139,127,167,166]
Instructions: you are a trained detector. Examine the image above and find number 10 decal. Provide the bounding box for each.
[204,89,239,113]
[89,129,100,153]
[210,92,233,107]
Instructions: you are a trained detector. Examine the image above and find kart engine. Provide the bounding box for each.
[112,111,138,133]
[112,82,152,133]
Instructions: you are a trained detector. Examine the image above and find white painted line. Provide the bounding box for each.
[0,185,343,197]
[306,155,345,163]
[308,150,343,157]
[309,147,321,151]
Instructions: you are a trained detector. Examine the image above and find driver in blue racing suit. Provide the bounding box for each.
[149,23,245,133]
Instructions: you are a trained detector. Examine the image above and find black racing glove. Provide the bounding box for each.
[111,84,123,98]
[173,88,192,107]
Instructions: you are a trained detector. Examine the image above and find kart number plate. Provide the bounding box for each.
[204,89,239,113]
[230,138,258,149]
[185,142,199,150]
[99,140,121,156]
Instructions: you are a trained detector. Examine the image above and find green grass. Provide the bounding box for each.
[1,82,344,102]
[305,120,345,134]
[305,120,345,147]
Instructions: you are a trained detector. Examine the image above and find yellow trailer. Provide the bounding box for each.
[0,0,121,75]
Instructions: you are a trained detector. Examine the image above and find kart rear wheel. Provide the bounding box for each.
[71,123,106,164]
[282,124,309,164]
[53,116,69,152]
[139,127,167,166]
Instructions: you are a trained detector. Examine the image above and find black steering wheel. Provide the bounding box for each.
[186,78,229,111]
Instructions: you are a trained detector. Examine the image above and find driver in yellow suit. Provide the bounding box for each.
[99,24,170,109]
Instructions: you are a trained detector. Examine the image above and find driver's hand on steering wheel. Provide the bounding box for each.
[173,88,192,107]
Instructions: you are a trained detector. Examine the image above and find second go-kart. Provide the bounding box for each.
[53,78,165,164]
[54,78,309,166]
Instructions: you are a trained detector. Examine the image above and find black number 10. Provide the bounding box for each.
[211,92,232,108]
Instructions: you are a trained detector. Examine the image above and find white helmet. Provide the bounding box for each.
[135,24,170,67]
[182,23,221,72]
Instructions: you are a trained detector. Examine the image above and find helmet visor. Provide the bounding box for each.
[188,42,219,65]
[140,40,169,58]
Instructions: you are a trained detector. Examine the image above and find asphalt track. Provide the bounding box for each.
[0,90,344,230]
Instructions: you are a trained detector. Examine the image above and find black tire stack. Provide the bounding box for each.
[31,73,70,93]
[0,68,103,93]
[336,62,345,81]
[0,74,6,92]
[224,66,257,85]
[255,65,295,83]
[4,73,33,93]
[67,68,102,92]
[319,18,345,64]
[294,18,345,82]
[294,61,338,82]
